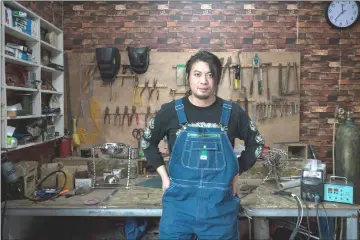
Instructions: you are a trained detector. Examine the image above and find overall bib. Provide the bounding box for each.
[160,98,240,240]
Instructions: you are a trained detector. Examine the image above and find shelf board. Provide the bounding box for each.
[7,115,39,120]
[4,24,38,42]
[41,89,63,94]
[41,113,63,117]
[5,113,63,120]
[6,85,38,92]
[41,40,62,55]
[5,55,38,67]
[3,136,63,153]
[40,18,62,34]
[41,65,62,73]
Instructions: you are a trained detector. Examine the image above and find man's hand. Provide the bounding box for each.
[157,165,170,193]
[162,176,170,193]
[232,174,239,196]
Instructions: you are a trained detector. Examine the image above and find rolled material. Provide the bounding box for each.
[279,179,301,190]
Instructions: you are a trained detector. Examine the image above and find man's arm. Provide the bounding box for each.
[236,110,265,175]
[142,108,168,171]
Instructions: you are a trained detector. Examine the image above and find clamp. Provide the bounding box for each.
[104,106,110,124]
[114,106,121,125]
[129,106,139,126]
[250,54,260,96]
[122,106,129,126]
[132,76,141,106]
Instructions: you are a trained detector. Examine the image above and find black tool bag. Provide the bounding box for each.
[96,47,121,83]
[127,46,150,74]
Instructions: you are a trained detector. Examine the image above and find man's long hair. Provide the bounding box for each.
[184,51,222,96]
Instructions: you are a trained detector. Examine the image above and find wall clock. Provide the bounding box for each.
[326,1,360,29]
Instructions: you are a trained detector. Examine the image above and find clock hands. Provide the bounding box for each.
[335,5,346,21]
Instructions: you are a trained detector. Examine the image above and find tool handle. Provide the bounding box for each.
[329,176,348,184]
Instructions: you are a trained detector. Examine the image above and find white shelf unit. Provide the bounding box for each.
[0,1,64,152]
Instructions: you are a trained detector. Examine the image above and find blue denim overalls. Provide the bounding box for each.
[160,98,240,240]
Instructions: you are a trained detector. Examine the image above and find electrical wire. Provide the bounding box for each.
[302,201,311,240]
[320,202,330,239]
[24,170,67,202]
[1,181,8,240]
[316,203,323,240]
[289,193,303,240]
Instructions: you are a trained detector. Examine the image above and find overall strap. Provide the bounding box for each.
[174,98,188,125]
[219,100,232,127]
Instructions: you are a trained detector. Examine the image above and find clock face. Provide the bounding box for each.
[327,1,359,28]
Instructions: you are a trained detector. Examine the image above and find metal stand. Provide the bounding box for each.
[126,147,132,189]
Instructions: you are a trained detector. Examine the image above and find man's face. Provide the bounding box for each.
[188,60,215,100]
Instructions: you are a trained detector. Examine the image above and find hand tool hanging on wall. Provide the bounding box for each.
[132,128,144,150]
[114,106,121,126]
[122,106,129,126]
[148,79,159,100]
[250,54,260,96]
[129,106,139,126]
[258,65,263,95]
[132,75,141,106]
[293,62,299,93]
[96,47,121,101]
[104,106,110,124]
[127,46,151,74]
[234,64,240,90]
[285,62,290,94]
[140,79,150,106]
[278,63,283,96]
[121,64,130,86]
[145,106,151,127]
[261,62,271,101]
[221,57,231,85]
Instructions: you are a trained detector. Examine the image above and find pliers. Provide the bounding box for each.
[129,106,139,126]
[122,106,129,126]
[140,79,150,105]
[132,75,141,106]
[114,106,121,125]
[104,106,110,124]
[148,79,159,100]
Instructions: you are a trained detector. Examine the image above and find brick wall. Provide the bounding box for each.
[62,1,360,171]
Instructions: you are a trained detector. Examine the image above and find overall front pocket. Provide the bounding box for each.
[181,140,225,171]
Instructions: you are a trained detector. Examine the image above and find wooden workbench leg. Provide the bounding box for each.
[253,217,270,240]
[346,216,358,239]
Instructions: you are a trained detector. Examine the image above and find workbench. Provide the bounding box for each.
[3,177,359,239]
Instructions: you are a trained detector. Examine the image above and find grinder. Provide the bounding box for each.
[96,47,121,83]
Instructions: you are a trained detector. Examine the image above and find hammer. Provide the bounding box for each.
[170,88,177,100]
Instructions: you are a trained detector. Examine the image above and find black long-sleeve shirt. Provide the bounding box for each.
[142,96,264,175]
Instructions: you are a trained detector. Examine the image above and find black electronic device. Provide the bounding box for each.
[96,47,121,83]
[300,160,327,202]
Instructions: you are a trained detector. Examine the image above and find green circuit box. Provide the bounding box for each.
[324,177,354,204]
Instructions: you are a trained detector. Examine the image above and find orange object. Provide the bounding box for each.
[59,189,69,195]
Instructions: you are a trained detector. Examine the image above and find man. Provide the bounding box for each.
[142,51,264,239]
